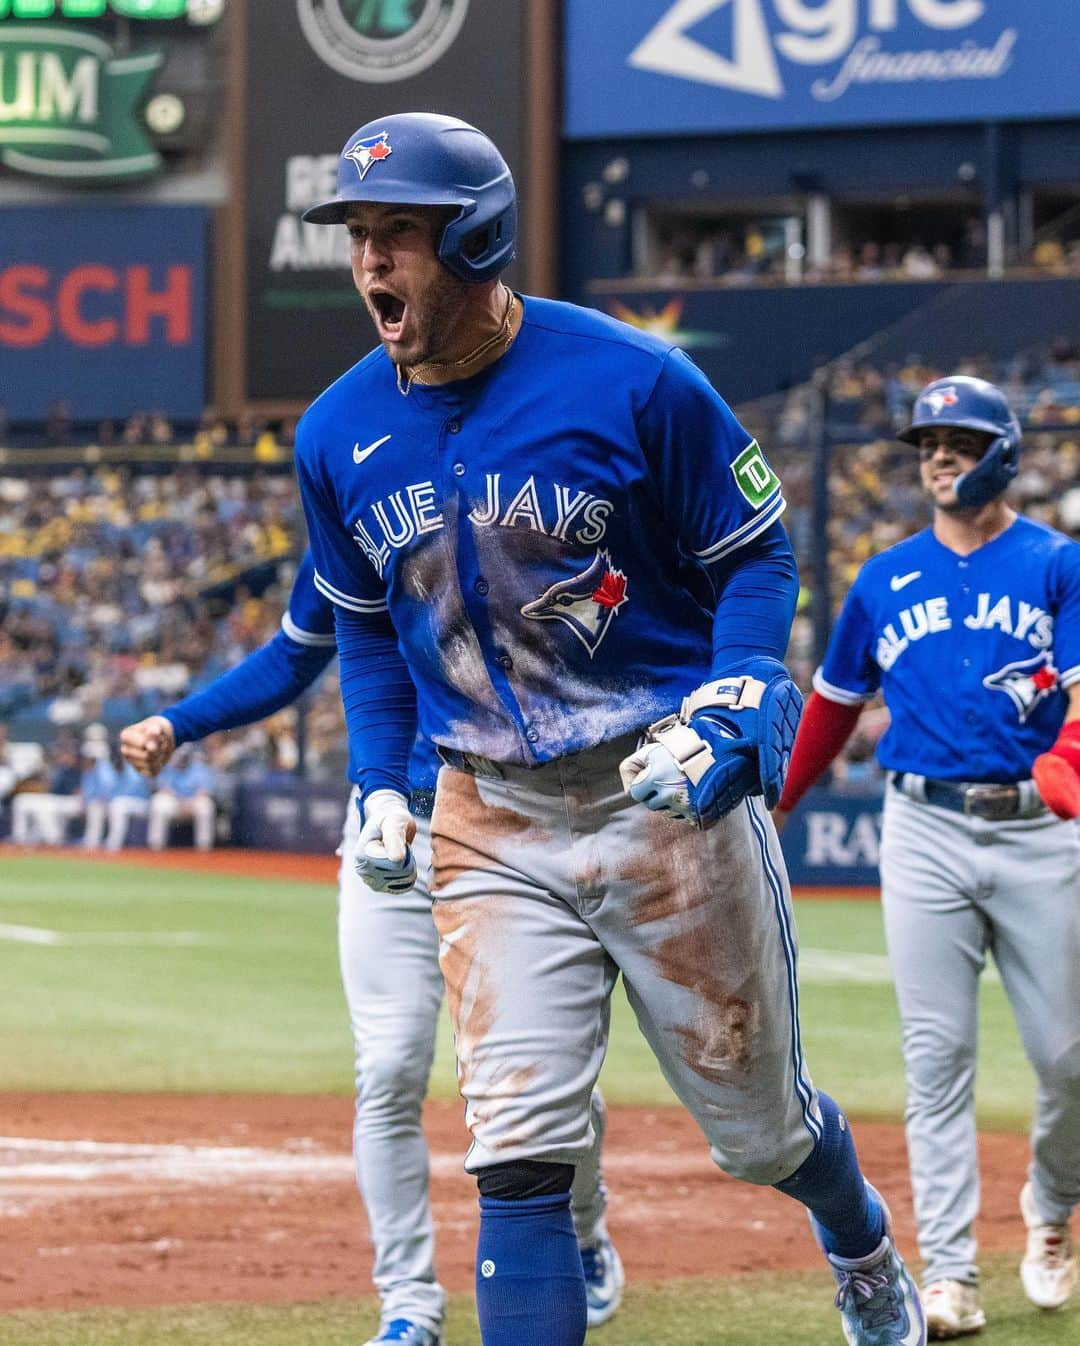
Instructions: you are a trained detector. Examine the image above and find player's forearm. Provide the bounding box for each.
[776,690,864,812]
[708,522,798,672]
[334,606,417,798]
[162,632,336,745]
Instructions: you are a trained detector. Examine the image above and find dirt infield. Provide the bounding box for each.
[0,1093,1032,1312]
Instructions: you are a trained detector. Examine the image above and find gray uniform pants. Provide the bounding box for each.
[338,795,610,1332]
[429,735,821,1187]
[880,786,1080,1286]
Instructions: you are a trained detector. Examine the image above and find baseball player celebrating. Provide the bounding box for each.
[295,111,924,1346]
[119,550,622,1346]
[775,375,1080,1338]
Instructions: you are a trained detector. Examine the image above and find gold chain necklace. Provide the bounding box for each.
[396,289,517,396]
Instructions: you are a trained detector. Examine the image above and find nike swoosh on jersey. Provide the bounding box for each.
[353,434,392,464]
[890,570,922,592]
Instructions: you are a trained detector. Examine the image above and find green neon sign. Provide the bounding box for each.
[0,26,163,178]
[0,2,189,19]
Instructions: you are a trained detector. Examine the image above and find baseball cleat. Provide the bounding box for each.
[923,1280,986,1338]
[580,1230,625,1328]
[362,1319,442,1345]
[1020,1182,1077,1310]
[812,1184,926,1345]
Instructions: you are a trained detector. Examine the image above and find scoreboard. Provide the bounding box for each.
[0,2,221,20]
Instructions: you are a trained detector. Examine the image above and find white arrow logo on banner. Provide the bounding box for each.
[629,0,783,97]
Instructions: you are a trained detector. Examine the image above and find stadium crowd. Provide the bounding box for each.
[2,348,1079,846]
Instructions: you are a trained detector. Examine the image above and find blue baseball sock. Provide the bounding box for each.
[773,1092,886,1259]
[475,1192,587,1346]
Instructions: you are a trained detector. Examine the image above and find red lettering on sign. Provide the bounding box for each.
[58,265,119,347]
[0,265,51,347]
[126,265,191,345]
[0,264,194,350]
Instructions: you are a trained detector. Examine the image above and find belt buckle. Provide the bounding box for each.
[963,784,1018,820]
[461,751,504,779]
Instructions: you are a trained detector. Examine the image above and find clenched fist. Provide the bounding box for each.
[120,715,177,777]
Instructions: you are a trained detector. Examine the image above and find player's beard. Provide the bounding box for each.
[365,269,473,369]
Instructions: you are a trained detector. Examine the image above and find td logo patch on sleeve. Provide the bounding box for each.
[731,441,780,508]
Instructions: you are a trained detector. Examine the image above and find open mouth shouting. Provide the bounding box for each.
[367,287,408,345]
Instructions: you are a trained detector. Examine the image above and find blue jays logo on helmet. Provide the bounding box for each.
[521,551,629,658]
[923,385,959,417]
[301,111,516,284]
[344,132,392,181]
[983,653,1059,723]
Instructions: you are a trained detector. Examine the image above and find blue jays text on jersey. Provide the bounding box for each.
[815,517,1080,783]
[296,296,787,768]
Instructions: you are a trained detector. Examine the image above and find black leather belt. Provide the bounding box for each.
[890,772,1040,821]
[435,747,505,778]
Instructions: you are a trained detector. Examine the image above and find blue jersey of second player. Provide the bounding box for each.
[817,516,1080,782]
[297,294,786,766]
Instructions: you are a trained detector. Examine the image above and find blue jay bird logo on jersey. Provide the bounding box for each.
[924,385,959,416]
[983,652,1059,723]
[344,132,392,181]
[521,550,628,657]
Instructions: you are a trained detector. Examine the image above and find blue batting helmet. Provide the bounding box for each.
[898,375,1022,507]
[302,112,516,284]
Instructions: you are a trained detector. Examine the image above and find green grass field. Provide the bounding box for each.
[0,854,1057,1345]
[2,1257,1073,1346]
[0,855,1035,1125]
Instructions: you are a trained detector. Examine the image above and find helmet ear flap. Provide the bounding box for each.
[953,432,1020,508]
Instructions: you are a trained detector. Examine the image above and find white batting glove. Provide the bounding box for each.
[354,789,417,893]
[618,740,696,823]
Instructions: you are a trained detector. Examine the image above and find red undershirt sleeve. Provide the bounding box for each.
[777,690,864,812]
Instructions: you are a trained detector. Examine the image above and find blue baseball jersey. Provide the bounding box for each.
[816,516,1080,782]
[296,294,786,766]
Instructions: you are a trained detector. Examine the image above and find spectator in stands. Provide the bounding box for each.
[80,727,118,850]
[148,412,174,447]
[45,400,73,447]
[10,735,83,846]
[104,760,154,850]
[122,412,150,447]
[0,723,17,833]
[147,744,218,851]
[901,242,939,279]
[855,241,885,282]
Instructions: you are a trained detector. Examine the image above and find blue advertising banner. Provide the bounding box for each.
[780,787,883,888]
[565,1,1080,138]
[0,205,207,421]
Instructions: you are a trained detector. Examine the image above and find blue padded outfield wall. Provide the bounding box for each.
[566,1,1080,138]
[234,782,884,887]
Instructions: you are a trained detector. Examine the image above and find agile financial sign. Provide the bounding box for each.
[565,1,1080,137]
[0,1,222,180]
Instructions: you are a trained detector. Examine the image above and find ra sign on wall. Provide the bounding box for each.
[0,0,223,182]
